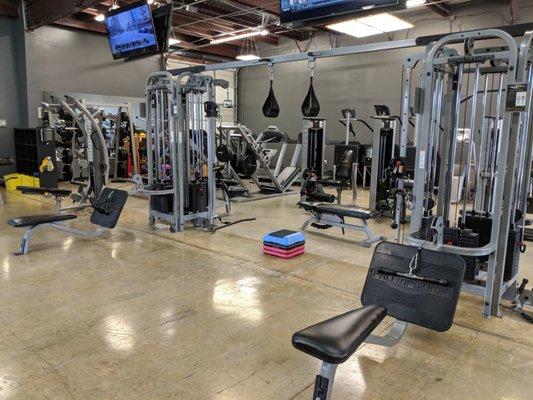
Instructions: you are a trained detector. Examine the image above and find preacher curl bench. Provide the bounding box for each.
[8,187,128,255]
[292,242,465,399]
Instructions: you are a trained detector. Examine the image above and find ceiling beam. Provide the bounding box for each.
[24,0,104,30]
[0,0,19,18]
[172,7,279,45]
[229,0,280,16]
[426,0,451,17]
[54,16,107,34]
[176,41,239,58]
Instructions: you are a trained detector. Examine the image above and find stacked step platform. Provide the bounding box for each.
[263,229,305,259]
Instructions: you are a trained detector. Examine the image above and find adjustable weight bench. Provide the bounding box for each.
[292,242,466,400]
[17,185,73,211]
[8,188,128,255]
[300,201,385,247]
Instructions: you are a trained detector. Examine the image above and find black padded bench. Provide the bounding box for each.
[292,242,466,400]
[7,188,128,255]
[8,213,77,228]
[17,185,73,211]
[300,202,385,247]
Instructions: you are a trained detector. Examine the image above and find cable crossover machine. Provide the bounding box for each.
[144,71,230,232]
[396,29,533,319]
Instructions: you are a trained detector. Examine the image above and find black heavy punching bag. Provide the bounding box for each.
[262,66,280,118]
[301,76,320,117]
[301,60,320,117]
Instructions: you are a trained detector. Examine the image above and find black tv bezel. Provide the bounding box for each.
[280,0,404,26]
[105,0,159,61]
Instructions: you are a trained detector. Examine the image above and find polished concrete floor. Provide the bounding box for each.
[1,187,533,399]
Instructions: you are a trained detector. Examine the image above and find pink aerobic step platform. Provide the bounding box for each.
[262,244,305,259]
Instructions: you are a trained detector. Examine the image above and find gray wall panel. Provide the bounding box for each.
[0,14,25,176]
[24,26,160,126]
[238,0,533,145]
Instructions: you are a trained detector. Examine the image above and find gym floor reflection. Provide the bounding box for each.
[1,188,532,399]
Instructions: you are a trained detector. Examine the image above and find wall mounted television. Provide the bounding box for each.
[105,1,159,60]
[280,0,402,26]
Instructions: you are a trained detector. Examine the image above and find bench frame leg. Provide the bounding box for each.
[15,223,107,255]
[312,362,337,400]
[306,320,408,400]
[301,213,386,247]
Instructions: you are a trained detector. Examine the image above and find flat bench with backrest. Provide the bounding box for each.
[299,201,385,247]
[17,185,73,211]
[7,187,128,255]
[292,242,466,400]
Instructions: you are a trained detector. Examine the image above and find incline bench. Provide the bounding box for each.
[8,187,128,255]
[292,242,465,400]
[299,201,385,247]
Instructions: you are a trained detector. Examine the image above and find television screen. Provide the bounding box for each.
[280,0,401,25]
[105,1,159,60]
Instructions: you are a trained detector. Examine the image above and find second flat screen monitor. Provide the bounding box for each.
[280,0,400,25]
[105,1,159,60]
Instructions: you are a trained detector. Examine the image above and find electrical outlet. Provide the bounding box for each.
[0,119,6,128]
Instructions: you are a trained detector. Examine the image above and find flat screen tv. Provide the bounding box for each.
[280,0,402,26]
[105,1,159,60]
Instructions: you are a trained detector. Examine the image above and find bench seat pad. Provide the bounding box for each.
[316,204,379,220]
[17,186,72,197]
[292,305,386,364]
[8,214,77,228]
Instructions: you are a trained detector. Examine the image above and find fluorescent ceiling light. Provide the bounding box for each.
[236,54,260,61]
[406,0,427,7]
[94,14,105,22]
[169,38,181,46]
[210,29,268,45]
[358,13,413,32]
[327,13,413,38]
[327,20,382,38]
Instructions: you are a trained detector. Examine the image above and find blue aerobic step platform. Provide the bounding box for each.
[263,229,305,248]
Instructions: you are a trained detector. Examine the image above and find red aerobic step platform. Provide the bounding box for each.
[263,244,305,259]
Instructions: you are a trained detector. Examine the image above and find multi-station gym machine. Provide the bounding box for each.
[144,71,228,232]
[398,29,533,319]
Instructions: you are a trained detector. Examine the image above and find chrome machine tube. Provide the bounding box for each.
[461,63,481,221]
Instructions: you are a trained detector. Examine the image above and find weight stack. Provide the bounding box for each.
[460,212,493,262]
[505,227,520,281]
[417,216,434,240]
[461,213,492,247]
[461,229,480,282]
[188,181,208,213]
[150,182,173,214]
[443,226,479,282]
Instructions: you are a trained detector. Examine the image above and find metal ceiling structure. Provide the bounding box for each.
[17,0,485,63]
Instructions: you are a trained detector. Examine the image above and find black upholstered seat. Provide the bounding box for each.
[318,179,350,188]
[292,305,387,364]
[316,204,379,220]
[8,214,77,228]
[17,186,72,197]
